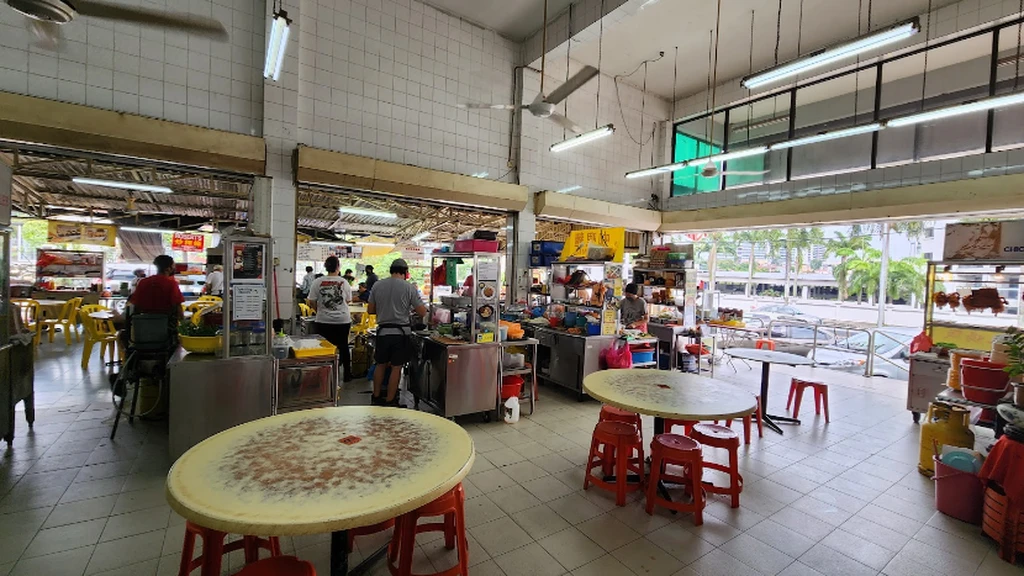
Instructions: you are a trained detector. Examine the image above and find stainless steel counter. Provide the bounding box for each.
[168,348,274,460]
[414,336,499,419]
[529,326,617,400]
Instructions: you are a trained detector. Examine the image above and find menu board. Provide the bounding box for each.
[232,285,265,321]
[477,258,499,282]
[231,242,265,283]
[36,250,104,278]
[172,232,206,253]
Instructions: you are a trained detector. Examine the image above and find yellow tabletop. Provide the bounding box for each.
[166,407,475,535]
[583,369,757,421]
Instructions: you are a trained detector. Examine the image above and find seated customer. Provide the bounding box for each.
[128,254,185,340]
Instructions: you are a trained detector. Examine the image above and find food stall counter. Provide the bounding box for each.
[413,334,499,419]
[528,325,618,400]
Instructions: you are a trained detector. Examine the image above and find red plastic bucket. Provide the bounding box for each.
[933,456,984,524]
[501,375,523,400]
[960,358,1010,404]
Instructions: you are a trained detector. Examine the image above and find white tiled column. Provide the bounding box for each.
[262,0,301,325]
[510,202,536,304]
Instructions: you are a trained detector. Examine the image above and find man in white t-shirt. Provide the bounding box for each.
[203,265,224,296]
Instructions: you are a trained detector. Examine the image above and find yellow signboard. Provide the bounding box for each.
[560,227,626,263]
[48,221,117,247]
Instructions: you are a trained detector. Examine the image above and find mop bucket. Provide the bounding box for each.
[933,456,984,524]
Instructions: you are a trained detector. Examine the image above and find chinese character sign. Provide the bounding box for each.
[559,227,626,263]
[172,233,205,253]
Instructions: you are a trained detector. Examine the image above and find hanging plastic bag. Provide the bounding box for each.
[601,340,633,369]
[503,396,521,423]
[910,331,933,354]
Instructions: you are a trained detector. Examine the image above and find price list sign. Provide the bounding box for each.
[232,242,265,284]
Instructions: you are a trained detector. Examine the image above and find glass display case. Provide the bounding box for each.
[924,260,1024,350]
[428,252,501,343]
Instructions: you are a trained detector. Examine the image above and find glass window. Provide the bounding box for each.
[672,113,724,196]
[724,93,789,188]
[877,34,992,166]
[992,24,1024,152]
[791,70,876,179]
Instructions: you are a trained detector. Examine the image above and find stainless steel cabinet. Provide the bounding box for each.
[534,327,616,399]
[419,338,499,418]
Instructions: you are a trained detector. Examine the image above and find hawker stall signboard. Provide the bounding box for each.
[559,227,626,263]
[296,242,364,261]
[36,250,104,278]
[47,221,117,247]
[943,221,1024,261]
[172,232,205,253]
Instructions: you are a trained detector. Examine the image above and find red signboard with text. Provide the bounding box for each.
[172,233,205,253]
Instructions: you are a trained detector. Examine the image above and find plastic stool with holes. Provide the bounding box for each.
[388,484,469,576]
[646,433,706,525]
[584,421,645,506]
[786,378,830,423]
[689,423,743,508]
[178,521,282,576]
[235,556,316,576]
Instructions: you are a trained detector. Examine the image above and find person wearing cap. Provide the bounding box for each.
[130,268,147,294]
[619,283,649,331]
[203,264,224,297]
[367,258,428,406]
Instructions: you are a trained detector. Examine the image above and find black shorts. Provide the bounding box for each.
[375,333,412,366]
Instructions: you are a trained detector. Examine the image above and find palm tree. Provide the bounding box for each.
[848,247,882,304]
[875,221,927,324]
[887,256,927,305]
[783,228,823,300]
[735,230,769,297]
[825,231,871,301]
[699,233,738,291]
[761,229,785,297]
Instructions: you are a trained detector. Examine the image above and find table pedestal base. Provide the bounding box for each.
[331,530,389,576]
[762,413,799,435]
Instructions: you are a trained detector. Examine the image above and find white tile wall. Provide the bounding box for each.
[293,0,518,181]
[519,62,670,207]
[0,0,265,135]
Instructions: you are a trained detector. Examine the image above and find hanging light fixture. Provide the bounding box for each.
[550,124,615,152]
[770,123,885,150]
[742,18,919,89]
[625,163,687,180]
[73,177,172,194]
[887,92,1024,127]
[337,206,398,219]
[264,1,291,82]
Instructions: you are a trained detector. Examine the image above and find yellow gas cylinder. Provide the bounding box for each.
[919,401,974,476]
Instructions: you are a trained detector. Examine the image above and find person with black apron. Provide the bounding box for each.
[367,258,428,406]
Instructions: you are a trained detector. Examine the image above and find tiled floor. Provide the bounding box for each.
[1,340,1019,576]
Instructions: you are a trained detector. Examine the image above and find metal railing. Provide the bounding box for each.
[761,317,911,378]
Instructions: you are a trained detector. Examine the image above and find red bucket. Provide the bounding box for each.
[501,375,523,400]
[960,358,1010,404]
[933,456,984,524]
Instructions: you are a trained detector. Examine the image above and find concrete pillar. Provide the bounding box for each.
[801,285,809,300]
[262,0,300,326]
[509,200,536,304]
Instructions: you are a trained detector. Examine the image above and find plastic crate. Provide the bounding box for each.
[530,241,564,255]
[455,239,499,253]
[530,254,557,267]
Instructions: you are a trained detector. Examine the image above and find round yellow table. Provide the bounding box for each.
[166,406,475,576]
[583,369,757,424]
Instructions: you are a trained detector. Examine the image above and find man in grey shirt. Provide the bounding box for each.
[619,283,649,329]
[367,258,428,406]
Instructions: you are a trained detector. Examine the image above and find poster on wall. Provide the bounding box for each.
[171,232,206,253]
[36,250,104,278]
[47,221,117,247]
[232,285,265,321]
[943,221,1024,261]
[231,242,265,284]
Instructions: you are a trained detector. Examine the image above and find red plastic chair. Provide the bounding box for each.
[724,395,764,445]
[178,521,281,576]
[646,434,706,525]
[347,518,395,552]
[584,421,645,506]
[235,556,316,575]
[599,405,644,443]
[754,339,776,351]
[388,484,469,576]
[786,378,830,423]
[690,423,743,508]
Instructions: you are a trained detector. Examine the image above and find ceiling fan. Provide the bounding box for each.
[7,0,228,51]
[457,0,597,134]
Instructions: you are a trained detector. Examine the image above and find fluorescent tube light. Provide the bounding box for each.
[358,241,396,247]
[691,147,769,165]
[119,226,166,234]
[887,92,1024,127]
[742,19,919,89]
[410,232,431,242]
[264,10,291,81]
[557,185,582,193]
[337,206,399,219]
[470,172,489,178]
[625,163,687,180]
[73,177,173,194]
[770,123,884,150]
[308,240,353,246]
[50,215,114,224]
[550,124,615,152]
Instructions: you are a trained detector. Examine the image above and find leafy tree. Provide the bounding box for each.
[825,231,871,301]
[887,256,927,304]
[735,230,770,297]
[848,247,882,303]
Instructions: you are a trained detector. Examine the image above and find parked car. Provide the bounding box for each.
[810,327,917,380]
[749,304,821,335]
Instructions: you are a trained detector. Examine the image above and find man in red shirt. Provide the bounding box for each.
[129,255,184,326]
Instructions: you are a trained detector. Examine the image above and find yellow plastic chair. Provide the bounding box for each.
[79,305,119,369]
[298,303,314,317]
[185,301,216,315]
[11,299,42,347]
[351,312,377,336]
[41,297,83,345]
[198,295,222,302]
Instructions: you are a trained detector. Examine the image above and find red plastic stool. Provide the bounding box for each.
[599,405,644,441]
[786,378,830,423]
[689,423,743,508]
[724,395,764,445]
[179,521,282,576]
[754,339,776,351]
[662,419,697,436]
[348,518,396,552]
[235,556,316,575]
[583,421,645,506]
[646,434,706,525]
[388,484,468,576]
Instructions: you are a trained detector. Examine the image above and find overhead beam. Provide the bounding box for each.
[659,173,1024,232]
[0,91,265,175]
[535,190,662,231]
